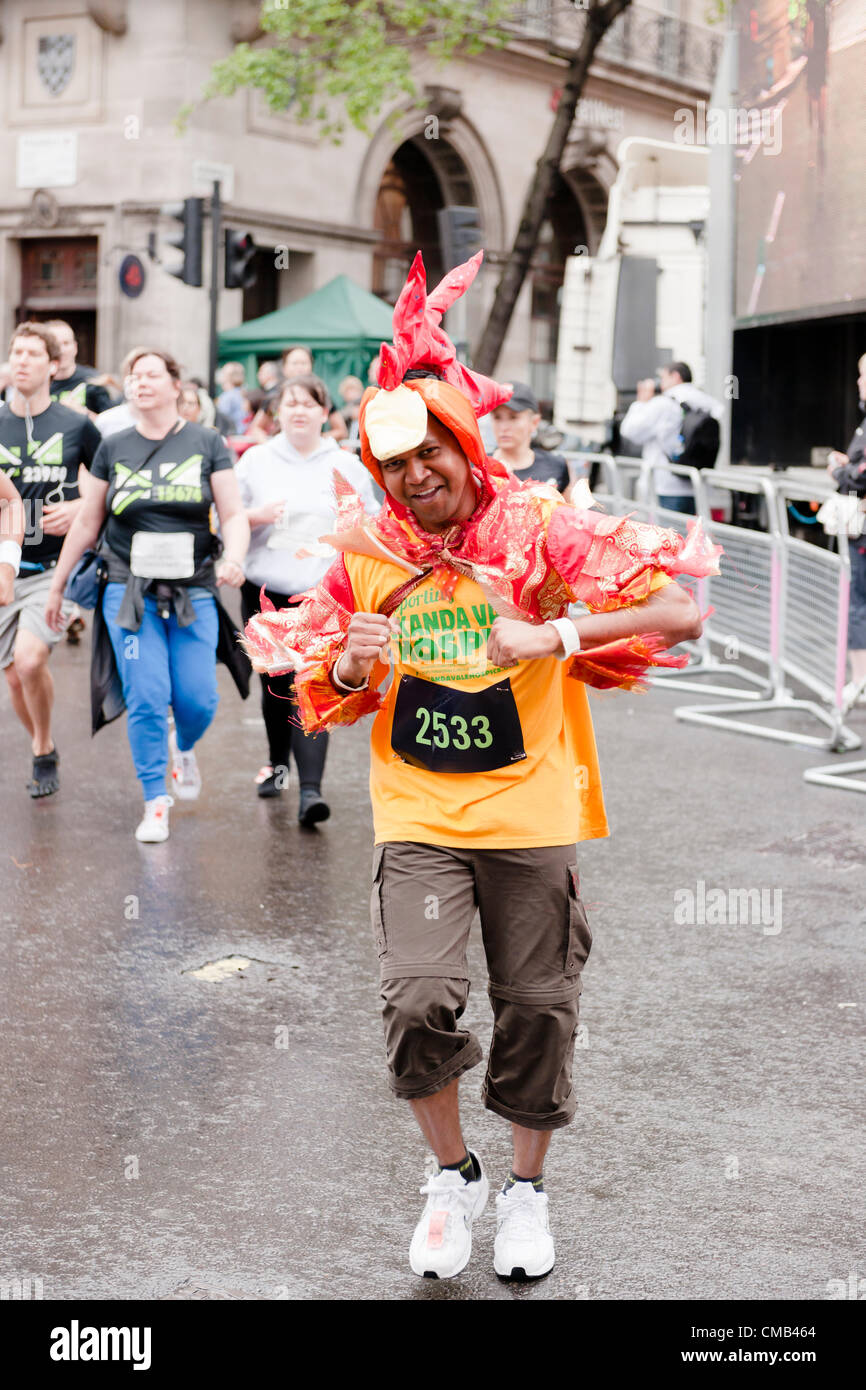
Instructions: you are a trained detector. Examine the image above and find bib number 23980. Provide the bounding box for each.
[391,674,526,774]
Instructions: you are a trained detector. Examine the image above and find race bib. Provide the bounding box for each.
[390,674,526,774]
[129,530,195,579]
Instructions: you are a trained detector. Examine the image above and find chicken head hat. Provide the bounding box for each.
[359,251,513,502]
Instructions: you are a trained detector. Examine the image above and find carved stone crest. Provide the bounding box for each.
[37,35,76,97]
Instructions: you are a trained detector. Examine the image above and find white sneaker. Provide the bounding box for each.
[135,795,174,843]
[494,1182,555,1279]
[170,729,202,800]
[409,1151,488,1279]
[842,679,866,712]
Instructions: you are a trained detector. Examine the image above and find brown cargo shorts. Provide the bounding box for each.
[370,841,593,1131]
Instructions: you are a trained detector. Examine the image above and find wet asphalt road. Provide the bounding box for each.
[1,621,864,1303]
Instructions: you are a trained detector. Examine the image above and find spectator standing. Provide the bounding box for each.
[827,352,866,707]
[490,382,571,497]
[619,362,723,514]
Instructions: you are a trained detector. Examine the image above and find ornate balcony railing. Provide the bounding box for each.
[505,2,723,90]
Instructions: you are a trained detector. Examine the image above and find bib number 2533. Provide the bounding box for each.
[414,708,493,751]
[391,674,525,774]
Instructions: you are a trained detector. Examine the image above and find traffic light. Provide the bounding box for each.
[437,206,482,269]
[225,230,258,289]
[160,197,203,286]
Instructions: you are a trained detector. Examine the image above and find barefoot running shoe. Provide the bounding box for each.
[135,795,173,843]
[27,748,60,798]
[170,729,202,801]
[409,1151,488,1279]
[493,1181,555,1279]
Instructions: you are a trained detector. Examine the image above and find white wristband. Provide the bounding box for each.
[547,616,581,660]
[331,656,370,692]
[0,540,22,576]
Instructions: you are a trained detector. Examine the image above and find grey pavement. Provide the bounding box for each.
[1,628,864,1302]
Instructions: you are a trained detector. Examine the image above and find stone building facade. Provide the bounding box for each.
[0,0,720,403]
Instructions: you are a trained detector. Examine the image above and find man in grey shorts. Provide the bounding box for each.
[0,323,100,796]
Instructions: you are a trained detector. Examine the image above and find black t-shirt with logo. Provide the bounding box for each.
[509,448,571,493]
[50,365,113,415]
[0,401,101,566]
[90,421,234,571]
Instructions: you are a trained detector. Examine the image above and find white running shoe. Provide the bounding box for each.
[409,1151,488,1279]
[494,1182,555,1279]
[135,795,174,843]
[170,729,202,800]
[842,679,866,712]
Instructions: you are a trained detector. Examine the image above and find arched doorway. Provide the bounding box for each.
[372,136,478,304]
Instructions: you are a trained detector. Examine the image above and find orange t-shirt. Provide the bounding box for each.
[343,552,666,849]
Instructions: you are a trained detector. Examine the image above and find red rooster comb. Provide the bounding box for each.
[375,251,513,417]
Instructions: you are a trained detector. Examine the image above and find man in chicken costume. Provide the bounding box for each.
[244,252,721,1281]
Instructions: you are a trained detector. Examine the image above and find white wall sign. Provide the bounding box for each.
[192,160,235,201]
[17,131,78,188]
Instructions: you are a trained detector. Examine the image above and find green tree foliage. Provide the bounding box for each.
[180,0,519,141]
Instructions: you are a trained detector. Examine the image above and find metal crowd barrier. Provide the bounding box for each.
[613,460,774,698]
[566,453,861,758]
[673,472,859,753]
[803,756,866,792]
[576,457,773,698]
[652,467,777,700]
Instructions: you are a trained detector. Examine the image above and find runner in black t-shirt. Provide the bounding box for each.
[0,401,100,568]
[89,419,234,570]
[44,320,112,415]
[0,323,100,797]
[490,381,572,498]
[47,349,250,844]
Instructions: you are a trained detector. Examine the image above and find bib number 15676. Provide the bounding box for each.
[415,708,493,750]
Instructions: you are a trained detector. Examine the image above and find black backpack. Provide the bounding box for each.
[676,405,720,470]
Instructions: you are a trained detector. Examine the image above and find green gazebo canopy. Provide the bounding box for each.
[217,275,395,403]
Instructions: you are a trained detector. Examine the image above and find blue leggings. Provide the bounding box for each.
[102,582,220,800]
